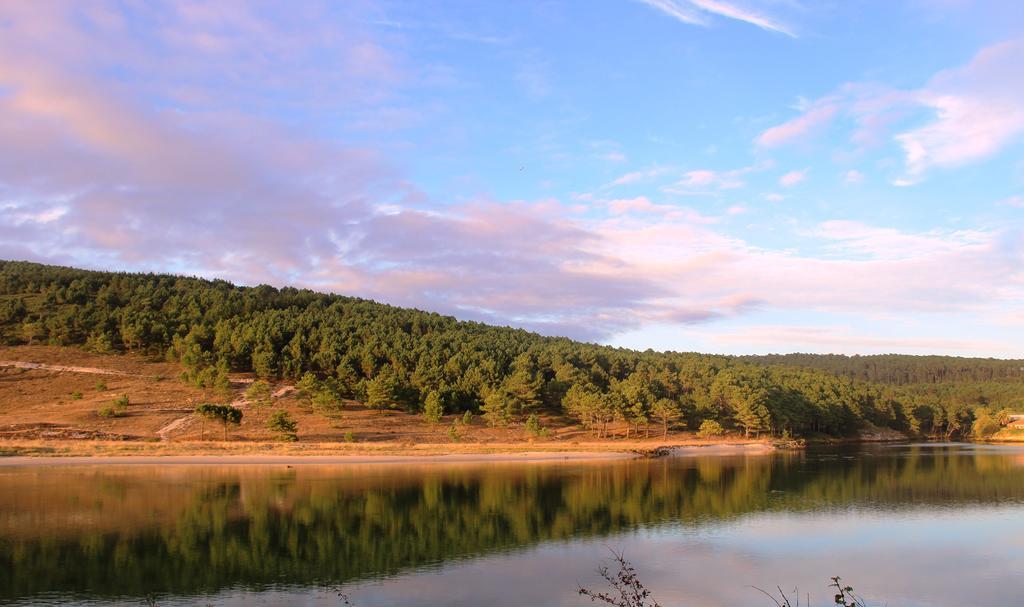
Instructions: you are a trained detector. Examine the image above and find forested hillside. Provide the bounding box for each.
[2,260,1022,439]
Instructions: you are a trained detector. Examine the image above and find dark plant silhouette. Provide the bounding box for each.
[578,550,662,607]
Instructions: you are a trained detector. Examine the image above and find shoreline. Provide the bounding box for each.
[0,440,778,465]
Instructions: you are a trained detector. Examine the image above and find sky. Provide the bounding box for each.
[1,1,1023,357]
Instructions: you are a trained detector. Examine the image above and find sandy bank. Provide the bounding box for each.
[0,440,778,466]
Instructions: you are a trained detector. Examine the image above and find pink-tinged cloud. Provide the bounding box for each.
[894,41,1024,183]
[778,169,807,187]
[756,103,838,147]
[757,40,1024,183]
[998,195,1024,208]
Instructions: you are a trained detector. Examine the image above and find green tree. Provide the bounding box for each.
[266,410,298,441]
[650,398,682,438]
[312,390,342,415]
[366,368,401,414]
[482,389,515,427]
[195,403,243,440]
[245,380,272,419]
[423,391,444,424]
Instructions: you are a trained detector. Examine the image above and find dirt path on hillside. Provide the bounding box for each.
[0,361,136,376]
[156,414,196,441]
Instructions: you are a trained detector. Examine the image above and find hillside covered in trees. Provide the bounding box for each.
[2,260,1022,440]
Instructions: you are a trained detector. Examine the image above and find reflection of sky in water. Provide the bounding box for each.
[184,505,1024,607]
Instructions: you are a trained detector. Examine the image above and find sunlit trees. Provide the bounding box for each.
[650,398,682,438]
[4,260,1021,442]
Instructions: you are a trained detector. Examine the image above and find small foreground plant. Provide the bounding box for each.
[578,550,661,607]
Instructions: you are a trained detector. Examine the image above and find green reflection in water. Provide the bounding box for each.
[1,444,1024,603]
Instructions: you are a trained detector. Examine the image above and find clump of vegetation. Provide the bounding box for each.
[461,410,474,426]
[94,380,107,391]
[266,410,298,442]
[447,422,460,442]
[98,394,129,418]
[245,379,272,414]
[182,361,232,397]
[69,391,83,400]
[195,403,243,440]
[312,391,342,415]
[697,419,725,438]
[343,431,355,443]
[525,413,547,437]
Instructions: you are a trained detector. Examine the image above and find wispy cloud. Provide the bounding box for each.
[756,40,1024,184]
[635,0,796,37]
[998,195,1024,208]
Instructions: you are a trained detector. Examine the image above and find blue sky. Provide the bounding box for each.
[1,1,1023,356]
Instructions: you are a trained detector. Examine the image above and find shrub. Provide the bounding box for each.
[245,380,272,412]
[526,413,544,437]
[95,380,107,391]
[312,390,342,415]
[447,423,460,442]
[343,431,355,443]
[69,391,83,400]
[97,404,123,418]
[98,395,129,418]
[972,412,1001,438]
[697,419,725,438]
[461,410,473,426]
[266,410,298,442]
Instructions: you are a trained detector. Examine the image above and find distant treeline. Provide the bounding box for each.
[2,260,1023,438]
[737,353,1024,385]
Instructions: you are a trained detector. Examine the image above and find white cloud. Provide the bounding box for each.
[844,169,863,184]
[635,0,795,37]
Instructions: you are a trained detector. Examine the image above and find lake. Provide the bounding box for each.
[2,443,1023,606]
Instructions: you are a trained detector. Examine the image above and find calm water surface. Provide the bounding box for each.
[2,443,1024,606]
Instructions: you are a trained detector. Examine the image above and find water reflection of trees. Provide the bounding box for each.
[2,447,1024,602]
